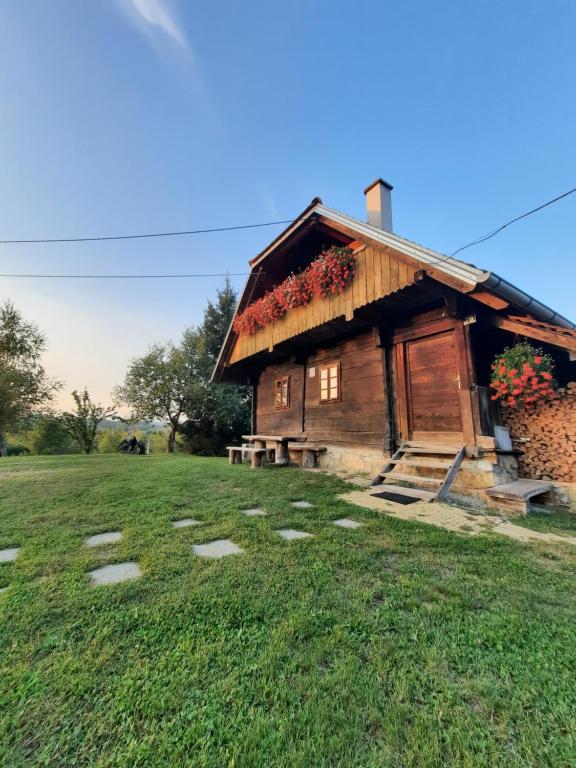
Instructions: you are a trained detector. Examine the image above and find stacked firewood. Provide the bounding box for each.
[502,382,576,483]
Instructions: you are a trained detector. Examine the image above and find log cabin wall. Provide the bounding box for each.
[255,361,304,435]
[304,330,389,448]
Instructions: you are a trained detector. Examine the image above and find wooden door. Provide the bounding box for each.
[405,331,463,442]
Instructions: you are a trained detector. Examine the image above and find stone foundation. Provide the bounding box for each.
[316,444,387,478]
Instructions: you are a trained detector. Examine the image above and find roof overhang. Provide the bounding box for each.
[212,200,575,383]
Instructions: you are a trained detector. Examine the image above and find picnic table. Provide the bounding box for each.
[241,434,305,465]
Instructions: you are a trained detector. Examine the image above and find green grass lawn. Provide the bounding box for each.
[1,455,576,767]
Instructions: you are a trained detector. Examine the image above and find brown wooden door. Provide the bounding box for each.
[405,331,463,442]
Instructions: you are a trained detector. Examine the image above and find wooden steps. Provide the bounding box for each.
[371,441,466,503]
[387,458,453,470]
[379,472,442,486]
[402,446,461,455]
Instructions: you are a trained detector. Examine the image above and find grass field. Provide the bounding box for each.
[1,454,576,767]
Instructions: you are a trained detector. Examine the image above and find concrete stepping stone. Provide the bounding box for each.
[276,528,313,541]
[333,518,363,529]
[89,562,141,586]
[192,539,244,558]
[0,586,8,594]
[241,508,266,517]
[172,518,201,528]
[291,500,313,509]
[0,547,20,563]
[85,531,122,548]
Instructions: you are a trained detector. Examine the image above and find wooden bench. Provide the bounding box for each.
[286,442,326,468]
[227,446,268,469]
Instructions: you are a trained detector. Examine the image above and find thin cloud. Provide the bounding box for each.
[123,0,188,48]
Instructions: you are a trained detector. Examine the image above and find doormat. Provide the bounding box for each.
[371,491,420,505]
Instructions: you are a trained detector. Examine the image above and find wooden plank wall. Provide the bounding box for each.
[255,362,304,435]
[304,331,388,448]
[230,245,417,364]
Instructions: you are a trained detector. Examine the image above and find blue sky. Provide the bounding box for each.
[0,0,575,408]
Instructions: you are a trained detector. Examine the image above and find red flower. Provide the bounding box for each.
[233,247,356,336]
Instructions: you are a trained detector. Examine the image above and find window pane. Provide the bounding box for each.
[320,369,328,380]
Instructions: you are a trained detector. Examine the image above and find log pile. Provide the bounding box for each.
[502,382,576,482]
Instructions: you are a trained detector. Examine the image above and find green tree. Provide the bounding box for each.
[62,389,116,455]
[179,282,251,454]
[0,301,60,455]
[115,279,250,455]
[114,343,189,453]
[201,276,237,360]
[29,414,77,455]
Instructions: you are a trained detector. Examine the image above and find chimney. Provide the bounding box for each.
[364,178,393,232]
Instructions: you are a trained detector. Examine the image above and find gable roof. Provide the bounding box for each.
[213,199,574,382]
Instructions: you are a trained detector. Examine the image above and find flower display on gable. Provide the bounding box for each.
[233,247,356,337]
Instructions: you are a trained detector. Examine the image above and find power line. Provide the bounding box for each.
[0,218,295,245]
[0,272,252,279]
[449,185,576,257]
[0,184,573,278]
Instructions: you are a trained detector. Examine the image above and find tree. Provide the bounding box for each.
[62,389,116,455]
[115,343,189,453]
[28,414,77,455]
[179,282,251,454]
[0,301,60,456]
[115,279,251,455]
[201,276,236,360]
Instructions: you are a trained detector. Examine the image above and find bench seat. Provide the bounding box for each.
[286,442,326,468]
[227,446,268,468]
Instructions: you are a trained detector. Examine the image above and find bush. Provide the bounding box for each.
[6,444,30,456]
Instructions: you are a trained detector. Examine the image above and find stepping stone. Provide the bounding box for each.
[192,539,244,558]
[85,531,122,548]
[89,562,141,586]
[172,518,201,528]
[0,586,8,594]
[0,547,20,563]
[276,529,313,541]
[241,508,266,517]
[333,518,363,529]
[291,500,313,509]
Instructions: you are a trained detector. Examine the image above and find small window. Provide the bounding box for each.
[319,362,340,402]
[275,376,290,409]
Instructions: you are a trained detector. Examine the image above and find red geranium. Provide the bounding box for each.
[490,341,558,409]
[233,246,356,336]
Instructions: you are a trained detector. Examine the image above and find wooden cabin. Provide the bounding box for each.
[213,180,576,508]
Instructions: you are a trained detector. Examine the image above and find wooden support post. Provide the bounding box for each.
[453,320,476,450]
[302,449,316,468]
[275,443,288,465]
